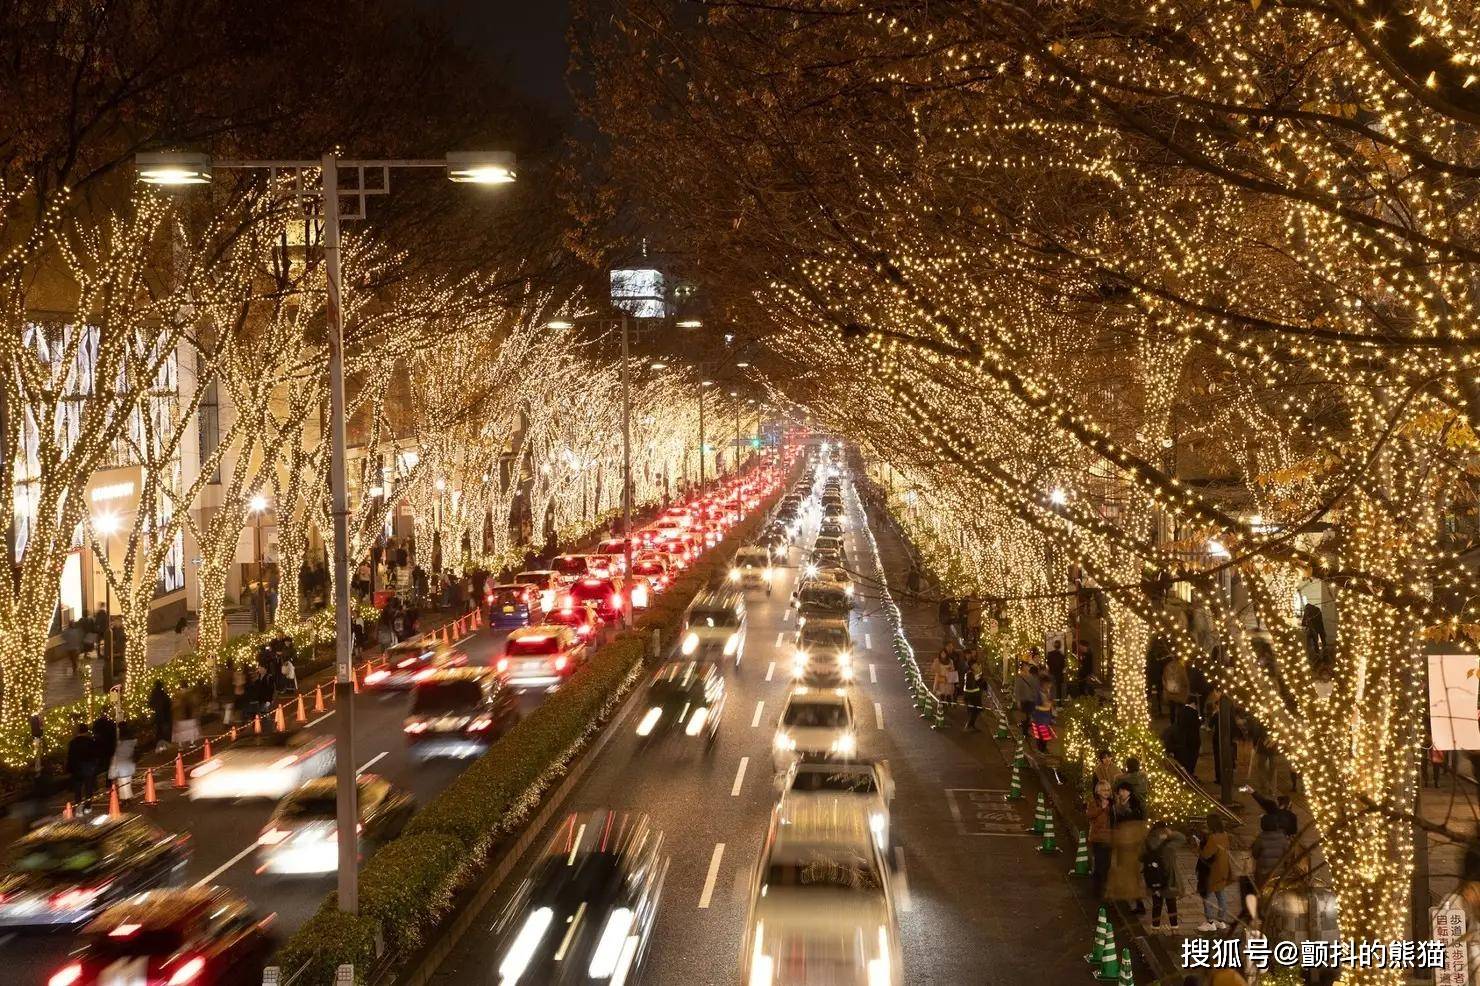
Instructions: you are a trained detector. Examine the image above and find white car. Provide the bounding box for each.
[792,618,854,687]
[729,546,774,593]
[681,588,747,667]
[190,731,335,801]
[773,688,857,771]
[741,806,903,986]
[776,756,895,851]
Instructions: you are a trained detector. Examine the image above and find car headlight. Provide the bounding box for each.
[838,650,852,665]
[763,567,773,580]
[729,568,741,582]
[682,632,699,655]
[686,706,709,737]
[832,733,856,755]
[636,706,663,737]
[842,665,855,680]
[724,633,740,656]
[773,733,796,751]
[804,564,818,577]
[845,585,855,597]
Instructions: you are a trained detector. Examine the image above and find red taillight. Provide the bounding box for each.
[166,955,205,986]
[49,964,83,986]
[51,884,107,911]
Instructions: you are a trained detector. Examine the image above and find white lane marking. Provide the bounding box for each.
[874,702,884,730]
[731,757,750,796]
[194,842,258,887]
[699,843,726,908]
[751,701,765,727]
[307,710,334,728]
[775,631,784,646]
[864,632,872,649]
[869,664,878,684]
[358,751,388,774]
[894,846,913,912]
[765,661,775,682]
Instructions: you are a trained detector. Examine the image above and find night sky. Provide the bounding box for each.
[431,0,575,117]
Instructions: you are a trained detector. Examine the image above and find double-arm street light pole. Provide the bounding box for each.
[137,148,515,914]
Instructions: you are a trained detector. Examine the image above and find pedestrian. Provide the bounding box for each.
[949,644,968,700]
[1013,662,1039,738]
[937,596,953,632]
[965,597,983,645]
[1251,792,1297,838]
[962,658,984,731]
[1197,816,1238,931]
[1093,749,1118,792]
[1169,699,1203,778]
[61,619,84,678]
[1030,673,1056,753]
[148,679,172,743]
[66,723,99,806]
[1046,639,1067,700]
[1106,782,1149,911]
[173,687,200,746]
[1073,639,1096,697]
[1206,689,1228,784]
[1086,779,1114,897]
[91,709,117,777]
[109,722,137,802]
[931,650,956,703]
[280,653,297,693]
[1251,814,1290,891]
[1117,757,1150,809]
[1143,820,1187,931]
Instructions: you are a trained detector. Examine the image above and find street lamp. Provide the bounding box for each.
[92,512,120,687]
[248,494,269,631]
[135,146,515,915]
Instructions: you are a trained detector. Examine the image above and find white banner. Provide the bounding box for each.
[1428,654,1480,751]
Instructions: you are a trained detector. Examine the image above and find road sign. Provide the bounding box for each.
[946,788,1033,836]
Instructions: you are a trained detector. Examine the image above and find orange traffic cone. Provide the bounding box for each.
[352,669,360,694]
[313,684,326,713]
[202,738,213,760]
[62,801,74,820]
[274,704,286,732]
[228,726,238,742]
[172,753,187,789]
[295,693,307,723]
[108,784,121,817]
[252,714,262,735]
[142,769,158,806]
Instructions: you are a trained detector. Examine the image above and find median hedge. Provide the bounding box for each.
[273,480,786,985]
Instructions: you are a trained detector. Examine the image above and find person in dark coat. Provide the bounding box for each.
[1073,640,1096,697]
[1252,792,1298,838]
[148,680,172,744]
[1046,641,1067,700]
[1251,814,1291,890]
[66,724,99,805]
[91,711,117,777]
[1169,700,1203,778]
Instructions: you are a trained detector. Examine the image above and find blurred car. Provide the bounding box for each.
[514,570,559,611]
[486,583,541,629]
[772,687,857,770]
[497,625,588,688]
[819,518,845,538]
[729,546,773,593]
[680,588,746,668]
[630,556,671,592]
[364,640,468,690]
[492,811,667,986]
[806,546,843,573]
[823,501,846,522]
[792,618,854,687]
[47,886,270,986]
[596,537,634,559]
[550,554,592,585]
[256,774,414,876]
[741,806,901,986]
[586,553,624,578]
[546,602,599,640]
[776,756,895,851]
[634,660,726,744]
[0,815,191,930]
[404,668,517,760]
[189,732,335,801]
[566,575,626,623]
[795,582,853,624]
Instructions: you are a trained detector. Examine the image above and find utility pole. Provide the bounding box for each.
[620,316,633,627]
[698,380,706,489]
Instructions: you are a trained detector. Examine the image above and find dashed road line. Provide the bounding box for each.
[731,757,749,796]
[874,702,884,730]
[751,701,765,727]
[699,843,726,908]
[765,661,775,682]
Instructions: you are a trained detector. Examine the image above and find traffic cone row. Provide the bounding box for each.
[1117,949,1134,986]
[313,683,326,713]
[1013,739,1028,769]
[172,752,187,789]
[1028,792,1048,835]
[142,768,158,806]
[274,704,286,732]
[993,709,1009,740]
[108,783,121,817]
[1069,833,1091,876]
[1036,812,1060,854]
[295,692,307,723]
[1006,760,1023,800]
[1086,906,1113,966]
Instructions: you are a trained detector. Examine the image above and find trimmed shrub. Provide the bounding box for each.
[272,905,380,986]
[356,833,467,954]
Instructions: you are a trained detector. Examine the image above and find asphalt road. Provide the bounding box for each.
[0,620,538,985]
[427,470,1098,985]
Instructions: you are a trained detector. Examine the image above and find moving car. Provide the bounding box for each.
[550,554,592,585]
[729,546,773,593]
[634,660,726,744]
[493,811,668,985]
[486,583,541,629]
[546,602,599,640]
[741,793,902,986]
[497,625,588,688]
[189,732,335,801]
[257,774,415,876]
[586,553,624,578]
[514,570,559,612]
[772,687,857,770]
[47,886,271,986]
[776,756,895,851]
[680,588,746,668]
[404,668,517,760]
[795,581,853,623]
[0,815,191,930]
[566,575,626,623]
[364,640,468,689]
[792,617,854,687]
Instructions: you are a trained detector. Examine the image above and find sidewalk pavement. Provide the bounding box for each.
[44,614,234,707]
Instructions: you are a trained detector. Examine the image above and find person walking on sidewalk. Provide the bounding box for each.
[1029,673,1056,753]
[1106,781,1149,912]
[1117,757,1150,809]
[66,723,99,807]
[1251,814,1291,892]
[1197,816,1238,931]
[1086,779,1114,897]
[1093,749,1118,792]
[1013,662,1039,738]
[1251,792,1297,838]
[148,680,172,745]
[1143,820,1187,931]
[1046,639,1067,700]
[1073,639,1096,697]
[931,650,957,703]
[109,722,137,803]
[962,658,985,731]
